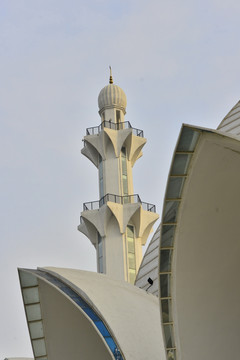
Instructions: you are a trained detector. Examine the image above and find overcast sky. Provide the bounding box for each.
[1,0,240,358]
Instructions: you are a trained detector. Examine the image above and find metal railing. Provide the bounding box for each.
[86,121,144,137]
[83,193,156,212]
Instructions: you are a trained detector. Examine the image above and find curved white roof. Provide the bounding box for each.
[19,267,166,360]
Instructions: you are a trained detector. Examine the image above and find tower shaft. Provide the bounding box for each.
[78,77,158,283]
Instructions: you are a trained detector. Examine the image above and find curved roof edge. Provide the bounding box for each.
[19,267,165,360]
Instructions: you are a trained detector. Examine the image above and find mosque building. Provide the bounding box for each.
[5,73,240,360]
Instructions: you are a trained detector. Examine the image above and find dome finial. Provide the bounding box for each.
[109,66,113,84]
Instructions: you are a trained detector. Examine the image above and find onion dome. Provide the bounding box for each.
[98,67,127,114]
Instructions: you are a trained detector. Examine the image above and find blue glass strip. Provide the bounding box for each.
[84,308,99,322]
[105,336,117,352]
[32,270,123,360]
[95,321,111,337]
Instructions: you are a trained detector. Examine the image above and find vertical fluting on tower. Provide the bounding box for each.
[78,73,159,283]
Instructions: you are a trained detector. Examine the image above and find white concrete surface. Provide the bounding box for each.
[40,267,166,360]
[171,130,240,360]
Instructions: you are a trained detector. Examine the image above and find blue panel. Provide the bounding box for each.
[105,336,118,352]
[95,321,111,337]
[74,297,88,308]
[84,308,99,322]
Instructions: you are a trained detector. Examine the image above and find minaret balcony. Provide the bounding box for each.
[82,193,156,212]
[86,121,144,137]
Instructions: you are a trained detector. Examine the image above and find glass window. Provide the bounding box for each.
[127,225,136,283]
[99,258,103,273]
[161,299,173,323]
[128,237,135,253]
[127,225,134,238]
[22,287,39,304]
[122,160,127,175]
[163,324,175,349]
[19,271,38,288]
[95,321,111,337]
[121,147,128,196]
[128,253,136,269]
[166,177,185,199]
[121,147,126,157]
[160,249,172,273]
[32,339,47,357]
[160,274,171,298]
[75,297,88,308]
[98,236,102,254]
[25,304,42,322]
[99,179,104,199]
[122,175,128,195]
[29,321,44,339]
[163,201,179,224]
[105,337,117,353]
[171,154,191,175]
[85,308,99,322]
[177,127,200,152]
[161,225,175,248]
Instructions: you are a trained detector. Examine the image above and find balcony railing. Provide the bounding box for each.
[83,193,156,212]
[86,121,144,137]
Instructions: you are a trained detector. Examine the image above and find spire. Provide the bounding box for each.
[109,66,113,84]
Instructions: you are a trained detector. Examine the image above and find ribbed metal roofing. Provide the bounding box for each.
[217,100,240,136]
[135,224,160,297]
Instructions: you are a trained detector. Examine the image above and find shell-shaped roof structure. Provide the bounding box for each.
[158,124,240,360]
[18,267,165,360]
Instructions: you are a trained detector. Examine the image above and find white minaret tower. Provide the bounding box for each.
[78,69,159,283]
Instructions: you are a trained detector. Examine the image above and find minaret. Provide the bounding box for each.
[78,69,159,283]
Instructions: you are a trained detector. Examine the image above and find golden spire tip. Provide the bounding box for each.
[109,65,113,84]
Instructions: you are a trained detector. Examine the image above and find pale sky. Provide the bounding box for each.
[1,0,240,358]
